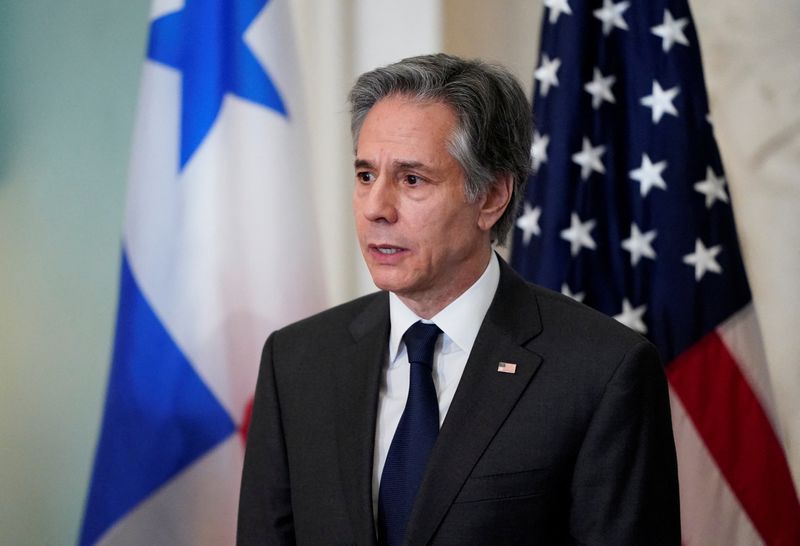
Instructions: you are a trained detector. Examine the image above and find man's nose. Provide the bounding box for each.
[362,178,398,223]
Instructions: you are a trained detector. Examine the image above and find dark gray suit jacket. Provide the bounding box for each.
[238,259,680,545]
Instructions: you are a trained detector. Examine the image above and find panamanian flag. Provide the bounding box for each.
[512,0,800,544]
[80,0,324,543]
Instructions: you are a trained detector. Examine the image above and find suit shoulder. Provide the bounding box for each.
[518,283,664,409]
[529,282,644,341]
[497,259,647,352]
[272,291,386,341]
[526,282,652,354]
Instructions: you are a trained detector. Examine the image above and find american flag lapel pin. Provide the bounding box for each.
[497,361,517,374]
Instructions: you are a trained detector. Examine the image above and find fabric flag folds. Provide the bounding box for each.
[80,0,324,544]
[512,1,800,544]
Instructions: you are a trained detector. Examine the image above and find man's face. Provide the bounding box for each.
[352,95,494,316]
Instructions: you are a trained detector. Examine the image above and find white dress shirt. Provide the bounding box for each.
[371,253,501,519]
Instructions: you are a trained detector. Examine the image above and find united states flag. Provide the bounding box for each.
[511,1,800,544]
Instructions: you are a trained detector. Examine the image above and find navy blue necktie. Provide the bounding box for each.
[378,321,442,546]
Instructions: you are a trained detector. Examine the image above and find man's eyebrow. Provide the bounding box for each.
[353,158,432,171]
[394,160,428,171]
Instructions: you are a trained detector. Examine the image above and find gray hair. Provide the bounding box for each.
[348,53,532,244]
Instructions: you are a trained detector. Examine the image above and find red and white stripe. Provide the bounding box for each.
[668,304,800,546]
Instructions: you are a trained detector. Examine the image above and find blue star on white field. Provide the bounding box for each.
[593,0,630,36]
[535,54,562,97]
[614,299,648,334]
[621,223,657,266]
[584,68,616,110]
[694,167,729,208]
[572,137,606,180]
[531,131,550,172]
[561,213,597,257]
[651,9,690,52]
[545,0,572,24]
[561,283,585,303]
[683,239,723,281]
[629,153,668,197]
[516,202,542,246]
[147,0,285,169]
[640,80,680,124]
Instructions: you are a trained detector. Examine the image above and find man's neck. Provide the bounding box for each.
[396,250,494,319]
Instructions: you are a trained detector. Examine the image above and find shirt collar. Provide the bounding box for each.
[388,253,500,363]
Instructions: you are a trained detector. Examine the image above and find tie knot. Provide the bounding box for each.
[403,321,442,368]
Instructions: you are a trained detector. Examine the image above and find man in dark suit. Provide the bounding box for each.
[238,53,680,545]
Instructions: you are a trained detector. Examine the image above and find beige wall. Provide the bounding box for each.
[444,0,542,95]
[692,0,800,487]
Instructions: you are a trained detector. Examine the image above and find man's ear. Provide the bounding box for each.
[477,173,513,233]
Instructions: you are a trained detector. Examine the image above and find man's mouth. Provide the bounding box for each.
[370,244,407,256]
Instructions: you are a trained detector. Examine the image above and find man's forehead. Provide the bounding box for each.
[364,95,456,127]
[356,98,457,163]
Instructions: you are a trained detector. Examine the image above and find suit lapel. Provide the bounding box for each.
[334,293,389,546]
[405,261,545,545]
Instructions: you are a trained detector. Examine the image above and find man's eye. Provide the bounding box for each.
[357,172,375,183]
[405,175,420,185]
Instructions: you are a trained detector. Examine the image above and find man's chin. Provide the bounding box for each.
[370,277,400,293]
[367,270,410,295]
